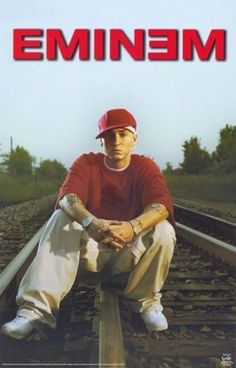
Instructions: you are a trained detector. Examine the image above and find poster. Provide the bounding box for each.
[0,0,235,367]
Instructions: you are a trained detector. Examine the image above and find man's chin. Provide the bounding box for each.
[109,153,124,161]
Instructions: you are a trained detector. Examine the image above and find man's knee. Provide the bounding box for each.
[51,208,71,224]
[49,209,82,231]
[154,220,176,251]
[38,209,83,253]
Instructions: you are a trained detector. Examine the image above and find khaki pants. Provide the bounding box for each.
[16,209,176,331]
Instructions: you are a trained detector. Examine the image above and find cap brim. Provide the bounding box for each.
[95,124,136,139]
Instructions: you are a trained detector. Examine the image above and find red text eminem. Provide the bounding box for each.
[13,29,226,61]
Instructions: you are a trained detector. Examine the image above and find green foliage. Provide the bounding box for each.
[163,163,183,176]
[214,124,236,161]
[164,124,236,203]
[165,174,236,203]
[0,147,67,205]
[179,125,236,175]
[2,146,34,175]
[181,136,212,174]
[0,172,61,206]
[212,124,236,173]
[164,162,174,174]
[37,159,67,179]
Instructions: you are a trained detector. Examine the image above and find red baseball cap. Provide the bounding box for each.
[96,108,137,139]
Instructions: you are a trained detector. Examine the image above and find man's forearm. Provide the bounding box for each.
[59,196,169,247]
[59,194,123,247]
[129,203,169,238]
[59,193,92,224]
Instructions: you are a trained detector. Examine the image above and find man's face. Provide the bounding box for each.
[102,128,137,162]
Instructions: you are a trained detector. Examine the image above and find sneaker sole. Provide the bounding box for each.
[0,326,35,340]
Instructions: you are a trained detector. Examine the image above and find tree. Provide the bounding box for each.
[3,146,34,175]
[163,162,174,175]
[212,124,236,173]
[37,159,67,180]
[181,136,212,174]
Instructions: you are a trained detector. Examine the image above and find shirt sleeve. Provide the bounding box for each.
[56,154,90,207]
[139,157,175,227]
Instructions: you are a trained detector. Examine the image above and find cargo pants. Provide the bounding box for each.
[16,209,176,331]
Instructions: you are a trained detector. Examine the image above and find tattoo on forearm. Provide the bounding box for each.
[145,203,167,215]
[59,193,83,210]
[135,216,144,231]
[66,194,81,206]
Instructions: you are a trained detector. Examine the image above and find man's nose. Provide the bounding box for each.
[113,134,121,145]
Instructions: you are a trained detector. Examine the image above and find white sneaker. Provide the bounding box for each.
[0,316,34,340]
[141,310,168,332]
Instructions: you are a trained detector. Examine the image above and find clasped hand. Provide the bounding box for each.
[87,218,134,251]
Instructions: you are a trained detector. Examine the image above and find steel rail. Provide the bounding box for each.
[99,287,126,367]
[177,222,236,267]
[1,214,234,365]
[0,224,46,296]
[174,203,236,226]
[0,223,126,367]
[174,203,236,244]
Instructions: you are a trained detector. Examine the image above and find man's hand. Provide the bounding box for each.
[86,219,134,251]
[98,221,134,250]
[60,193,169,251]
[86,218,122,245]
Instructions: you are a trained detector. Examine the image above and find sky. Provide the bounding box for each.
[0,0,235,169]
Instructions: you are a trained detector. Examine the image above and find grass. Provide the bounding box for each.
[1,172,235,207]
[0,173,62,206]
[165,174,236,204]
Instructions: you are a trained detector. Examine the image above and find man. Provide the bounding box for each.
[1,108,176,340]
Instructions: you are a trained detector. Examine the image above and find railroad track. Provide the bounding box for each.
[0,194,56,274]
[0,204,235,367]
[174,204,236,245]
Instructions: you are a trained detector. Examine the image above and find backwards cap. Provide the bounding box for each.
[96,108,137,139]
